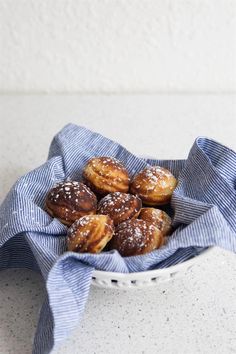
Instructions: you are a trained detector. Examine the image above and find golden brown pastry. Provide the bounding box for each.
[45,181,97,226]
[67,214,114,253]
[110,219,163,257]
[130,166,177,206]
[139,208,172,236]
[97,192,142,226]
[82,157,130,195]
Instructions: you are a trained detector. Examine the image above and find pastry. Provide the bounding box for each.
[67,214,114,253]
[130,166,177,206]
[45,181,97,226]
[110,219,163,257]
[82,157,130,195]
[139,208,172,236]
[97,192,142,226]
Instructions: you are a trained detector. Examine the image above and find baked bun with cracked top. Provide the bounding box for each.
[98,192,142,226]
[67,214,114,253]
[45,181,97,226]
[130,166,177,206]
[110,219,163,257]
[139,208,172,236]
[82,157,130,195]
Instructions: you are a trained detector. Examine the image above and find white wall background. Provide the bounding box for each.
[0,0,235,93]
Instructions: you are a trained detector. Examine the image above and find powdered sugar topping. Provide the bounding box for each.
[98,192,141,220]
[48,181,96,205]
[114,220,156,253]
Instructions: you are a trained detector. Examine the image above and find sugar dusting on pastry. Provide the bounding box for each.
[130,166,177,206]
[48,182,95,204]
[110,219,163,256]
[142,167,172,187]
[98,192,142,225]
[67,214,114,253]
[45,181,97,226]
[139,208,172,236]
[49,181,95,203]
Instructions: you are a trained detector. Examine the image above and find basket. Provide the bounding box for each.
[90,154,212,289]
[91,248,212,288]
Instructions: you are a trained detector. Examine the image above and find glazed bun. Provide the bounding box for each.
[130,166,177,206]
[67,214,114,253]
[98,192,142,226]
[110,219,163,257]
[45,181,97,226]
[83,157,130,195]
[139,208,172,236]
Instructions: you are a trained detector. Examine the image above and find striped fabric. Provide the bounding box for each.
[0,124,236,354]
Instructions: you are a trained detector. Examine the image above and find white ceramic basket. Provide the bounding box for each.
[91,154,213,289]
[91,248,212,288]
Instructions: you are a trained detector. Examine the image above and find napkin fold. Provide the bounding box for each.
[0,124,236,354]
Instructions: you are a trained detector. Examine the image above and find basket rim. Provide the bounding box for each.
[92,247,213,280]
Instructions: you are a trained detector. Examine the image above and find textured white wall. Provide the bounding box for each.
[0,0,235,93]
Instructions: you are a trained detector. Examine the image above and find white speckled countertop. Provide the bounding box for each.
[0,94,236,354]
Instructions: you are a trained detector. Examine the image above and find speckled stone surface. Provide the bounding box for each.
[0,94,236,353]
[0,270,45,354]
[54,248,236,354]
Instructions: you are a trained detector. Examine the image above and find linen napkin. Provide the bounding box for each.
[0,124,236,354]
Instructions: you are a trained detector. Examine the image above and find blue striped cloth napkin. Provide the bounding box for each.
[0,124,236,354]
